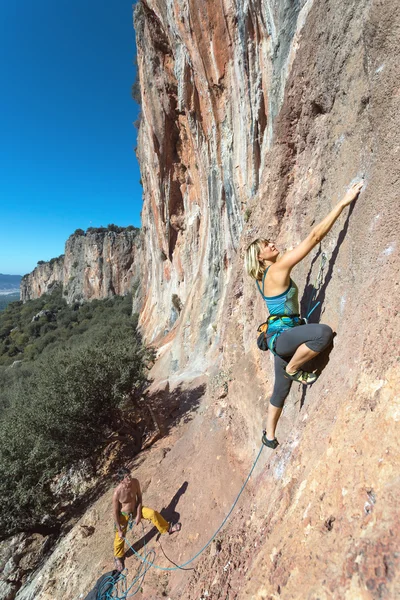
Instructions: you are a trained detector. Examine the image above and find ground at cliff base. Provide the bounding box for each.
[11,375,255,599]
[9,354,400,600]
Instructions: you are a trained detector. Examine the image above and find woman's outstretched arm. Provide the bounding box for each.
[275,180,363,272]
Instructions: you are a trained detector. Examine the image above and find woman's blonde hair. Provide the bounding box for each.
[245,238,269,280]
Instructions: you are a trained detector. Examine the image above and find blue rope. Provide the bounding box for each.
[306,301,320,319]
[99,522,156,599]
[102,443,265,598]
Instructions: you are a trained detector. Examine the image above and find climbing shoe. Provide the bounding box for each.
[168,522,182,535]
[262,430,279,449]
[283,368,318,385]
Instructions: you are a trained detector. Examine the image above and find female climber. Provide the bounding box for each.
[245,180,363,449]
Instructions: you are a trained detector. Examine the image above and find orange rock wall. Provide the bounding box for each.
[135,0,400,596]
[135,0,307,372]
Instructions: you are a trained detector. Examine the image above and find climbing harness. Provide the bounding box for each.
[261,315,305,354]
[100,443,265,599]
[257,315,304,353]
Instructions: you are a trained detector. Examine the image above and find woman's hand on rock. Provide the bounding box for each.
[340,180,364,207]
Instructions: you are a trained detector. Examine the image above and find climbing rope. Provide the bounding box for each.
[98,531,156,599]
[101,443,265,598]
[157,537,195,571]
[306,251,327,320]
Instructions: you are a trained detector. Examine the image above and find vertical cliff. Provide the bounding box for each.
[21,229,140,304]
[133,0,400,597]
[135,0,312,373]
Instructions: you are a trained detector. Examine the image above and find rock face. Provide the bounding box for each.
[0,533,51,600]
[13,0,400,598]
[135,0,310,370]
[133,0,400,597]
[20,230,140,304]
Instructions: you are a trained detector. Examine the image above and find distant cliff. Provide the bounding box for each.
[21,228,140,304]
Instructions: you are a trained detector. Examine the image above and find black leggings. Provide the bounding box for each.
[269,324,333,408]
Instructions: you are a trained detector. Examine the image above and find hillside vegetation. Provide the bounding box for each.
[0,289,150,539]
[0,286,135,365]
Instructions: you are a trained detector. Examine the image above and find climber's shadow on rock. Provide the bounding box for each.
[126,481,188,554]
[300,203,355,323]
[298,204,355,409]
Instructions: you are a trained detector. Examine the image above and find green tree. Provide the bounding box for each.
[0,337,146,538]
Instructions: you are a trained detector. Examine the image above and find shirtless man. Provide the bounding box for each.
[113,467,181,571]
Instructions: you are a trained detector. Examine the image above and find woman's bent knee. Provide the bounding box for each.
[306,323,333,352]
[319,324,334,347]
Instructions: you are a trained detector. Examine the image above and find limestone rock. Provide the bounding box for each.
[0,534,49,600]
[0,580,17,600]
[134,0,314,373]
[132,0,400,597]
[50,460,96,507]
[31,309,56,322]
[20,229,140,304]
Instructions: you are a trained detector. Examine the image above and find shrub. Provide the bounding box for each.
[244,208,252,223]
[0,290,136,366]
[0,296,21,313]
[107,223,122,233]
[86,227,107,234]
[49,255,64,266]
[171,294,183,313]
[131,79,142,105]
[0,323,146,538]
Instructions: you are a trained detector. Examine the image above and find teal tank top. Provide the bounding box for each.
[256,267,301,338]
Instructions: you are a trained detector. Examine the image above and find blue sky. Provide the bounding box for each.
[0,1,142,275]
